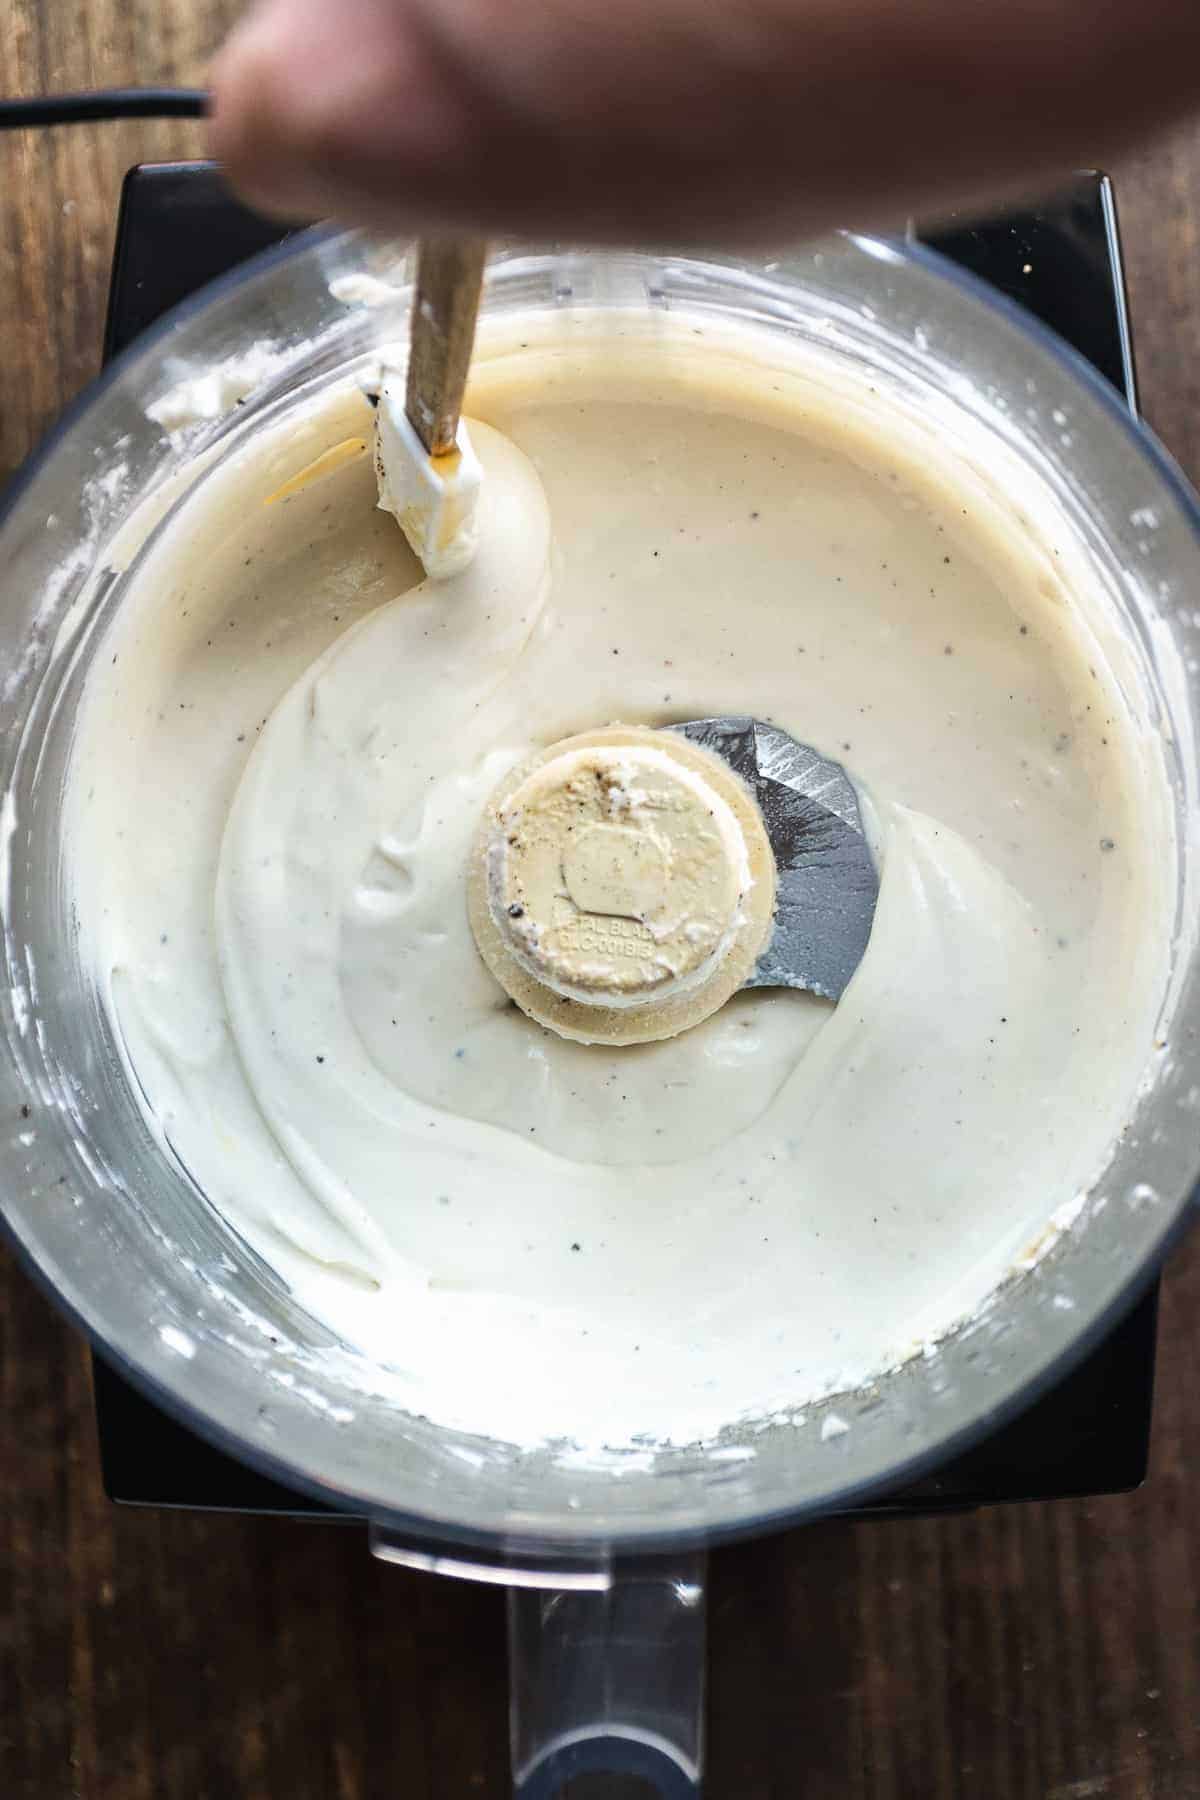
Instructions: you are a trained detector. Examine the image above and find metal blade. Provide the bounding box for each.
[671,717,878,1001]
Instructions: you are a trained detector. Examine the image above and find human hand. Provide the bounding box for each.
[211,0,1200,245]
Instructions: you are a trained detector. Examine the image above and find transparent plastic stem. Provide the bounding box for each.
[508,1552,707,1797]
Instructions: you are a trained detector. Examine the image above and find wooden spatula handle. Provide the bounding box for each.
[405,238,487,457]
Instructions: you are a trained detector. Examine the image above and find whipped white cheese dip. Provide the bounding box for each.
[64,310,1174,1452]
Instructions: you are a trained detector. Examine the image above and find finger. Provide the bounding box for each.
[210,0,1200,246]
[210,0,476,228]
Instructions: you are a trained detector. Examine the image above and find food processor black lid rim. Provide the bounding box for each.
[5,220,1200,1557]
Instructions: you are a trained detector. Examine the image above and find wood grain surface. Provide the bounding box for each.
[4,5,1200,1796]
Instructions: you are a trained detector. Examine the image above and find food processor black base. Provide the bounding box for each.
[92,162,1159,1525]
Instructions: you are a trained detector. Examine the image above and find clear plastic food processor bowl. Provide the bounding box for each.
[4,231,1200,1794]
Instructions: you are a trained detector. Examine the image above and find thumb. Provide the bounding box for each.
[209,0,488,231]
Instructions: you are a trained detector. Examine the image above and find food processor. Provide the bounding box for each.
[3,170,1200,1795]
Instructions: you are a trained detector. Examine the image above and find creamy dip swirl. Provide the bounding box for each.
[65,311,1172,1451]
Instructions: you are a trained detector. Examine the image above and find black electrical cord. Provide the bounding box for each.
[0,87,209,130]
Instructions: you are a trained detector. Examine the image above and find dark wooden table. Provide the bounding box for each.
[4,8,1200,1796]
